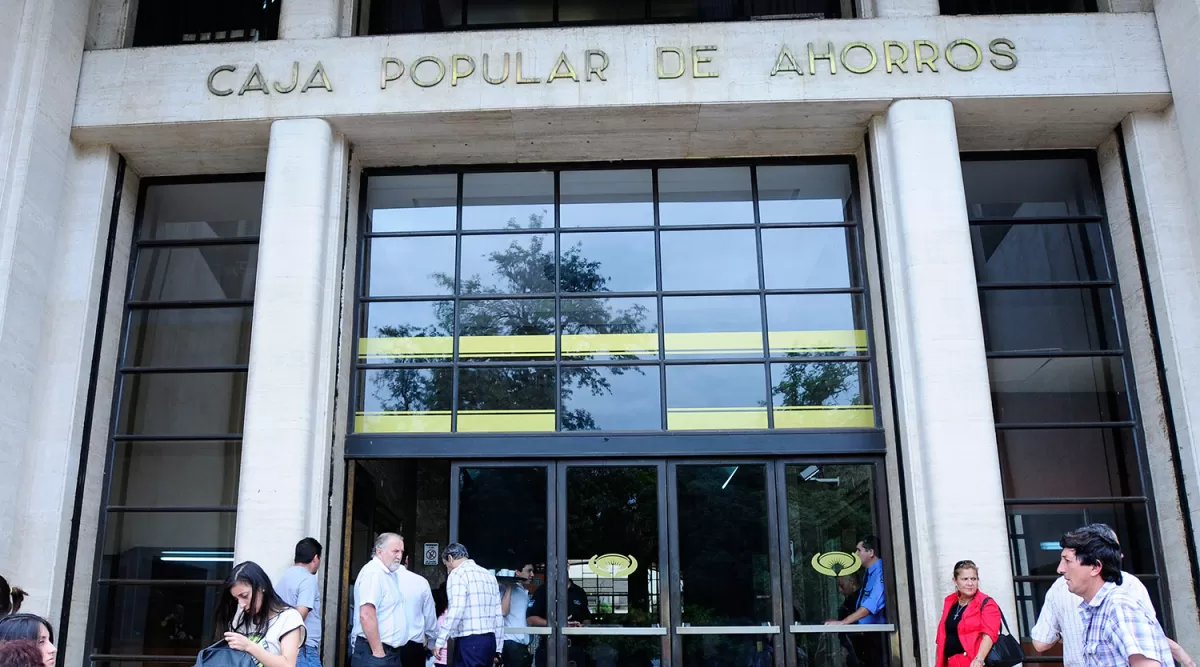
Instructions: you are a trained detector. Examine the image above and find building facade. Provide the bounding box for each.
[3,0,1200,665]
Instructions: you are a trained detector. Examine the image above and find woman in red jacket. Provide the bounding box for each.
[935,560,1001,667]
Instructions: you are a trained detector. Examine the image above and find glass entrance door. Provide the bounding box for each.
[449,459,891,667]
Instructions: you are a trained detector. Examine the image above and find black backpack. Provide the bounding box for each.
[194,640,258,667]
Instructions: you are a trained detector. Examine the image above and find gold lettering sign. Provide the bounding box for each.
[205,39,1017,96]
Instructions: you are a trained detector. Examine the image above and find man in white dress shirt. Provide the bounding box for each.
[351,533,409,667]
[395,547,437,667]
[1031,523,1193,667]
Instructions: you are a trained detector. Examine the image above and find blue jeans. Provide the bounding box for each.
[298,645,323,667]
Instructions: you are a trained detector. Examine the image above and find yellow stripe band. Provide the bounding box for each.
[359,329,868,360]
[354,405,874,433]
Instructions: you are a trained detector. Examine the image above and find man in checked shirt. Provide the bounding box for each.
[1054,526,1174,666]
[435,543,504,667]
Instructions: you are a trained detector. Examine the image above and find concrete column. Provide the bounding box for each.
[1107,109,1200,646]
[868,99,1014,665]
[235,118,347,575]
[0,0,91,610]
[278,0,341,39]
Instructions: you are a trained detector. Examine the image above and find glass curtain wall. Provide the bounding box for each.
[87,179,264,667]
[355,162,876,436]
[132,0,282,46]
[361,0,843,35]
[962,156,1163,661]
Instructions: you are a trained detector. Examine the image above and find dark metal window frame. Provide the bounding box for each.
[348,157,885,458]
[359,0,852,36]
[83,173,265,667]
[963,150,1172,647]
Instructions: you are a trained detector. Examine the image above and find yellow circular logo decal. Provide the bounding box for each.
[588,553,638,578]
[811,551,862,577]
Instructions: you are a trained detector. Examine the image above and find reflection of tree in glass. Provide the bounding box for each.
[371,213,648,430]
[771,351,863,408]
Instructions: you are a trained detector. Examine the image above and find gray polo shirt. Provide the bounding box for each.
[277,565,321,648]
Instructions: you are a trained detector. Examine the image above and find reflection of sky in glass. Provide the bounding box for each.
[561,365,661,430]
[663,296,762,359]
[368,236,456,296]
[771,362,865,406]
[369,174,457,232]
[561,170,653,228]
[757,165,851,223]
[761,228,855,289]
[962,159,1099,218]
[362,368,452,412]
[766,294,862,332]
[562,297,657,360]
[661,229,758,291]
[459,234,554,294]
[659,167,754,225]
[366,301,451,337]
[463,172,554,230]
[667,364,766,408]
[560,232,656,293]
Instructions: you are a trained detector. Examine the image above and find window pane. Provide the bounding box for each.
[561,364,661,430]
[761,227,857,289]
[367,174,458,232]
[988,356,1131,424]
[458,298,555,361]
[360,301,454,364]
[766,294,867,357]
[784,464,884,625]
[561,297,658,361]
[560,169,653,228]
[92,584,222,657]
[101,511,235,580]
[559,0,646,20]
[772,362,873,428]
[131,245,257,301]
[659,167,754,226]
[460,234,554,294]
[660,229,759,291]
[125,307,252,367]
[666,364,767,430]
[109,441,241,507]
[663,295,762,359]
[560,231,656,293]
[357,368,453,433]
[117,372,247,435]
[367,236,456,297]
[980,288,1120,353]
[962,159,1100,218]
[465,0,553,24]
[1007,502,1154,577]
[457,367,555,432]
[793,633,890,667]
[757,165,853,223]
[139,182,263,240]
[678,464,773,624]
[462,172,553,230]
[456,466,548,579]
[998,428,1142,498]
[971,223,1110,283]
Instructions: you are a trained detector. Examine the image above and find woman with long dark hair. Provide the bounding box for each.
[0,614,56,667]
[214,561,305,667]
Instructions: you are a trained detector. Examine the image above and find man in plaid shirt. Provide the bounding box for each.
[434,543,503,667]
[1057,526,1174,667]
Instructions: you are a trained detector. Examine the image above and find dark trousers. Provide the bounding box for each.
[453,633,497,667]
[501,640,531,667]
[399,641,426,667]
[351,638,401,667]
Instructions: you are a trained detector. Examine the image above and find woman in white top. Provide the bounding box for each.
[215,561,306,667]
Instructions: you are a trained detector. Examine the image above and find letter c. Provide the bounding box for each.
[207,65,236,96]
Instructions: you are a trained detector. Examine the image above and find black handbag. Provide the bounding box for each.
[979,597,1025,667]
[194,640,257,667]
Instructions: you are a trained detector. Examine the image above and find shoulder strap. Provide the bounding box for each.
[979,597,1014,636]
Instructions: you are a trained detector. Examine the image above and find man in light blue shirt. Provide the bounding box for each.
[826,535,887,665]
[277,538,323,667]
